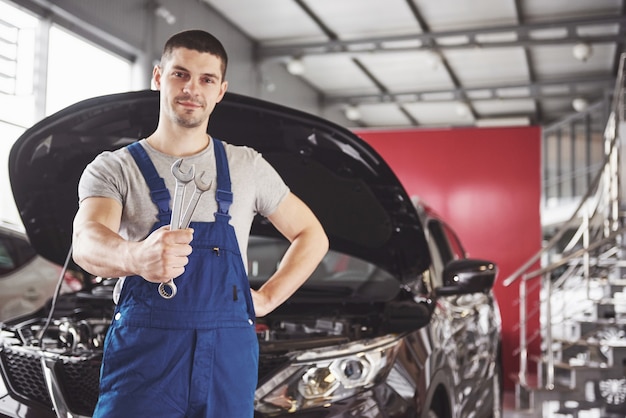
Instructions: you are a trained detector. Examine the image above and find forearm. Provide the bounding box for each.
[72,221,136,278]
[254,225,328,316]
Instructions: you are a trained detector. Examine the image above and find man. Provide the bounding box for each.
[72,29,328,418]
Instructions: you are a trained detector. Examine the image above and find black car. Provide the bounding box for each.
[1,90,502,418]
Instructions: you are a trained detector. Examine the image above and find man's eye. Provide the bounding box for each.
[203,78,214,84]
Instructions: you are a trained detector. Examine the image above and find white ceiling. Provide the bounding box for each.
[202,0,625,128]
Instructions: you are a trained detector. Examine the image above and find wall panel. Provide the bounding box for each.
[356,125,542,389]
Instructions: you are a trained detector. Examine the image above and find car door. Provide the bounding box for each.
[426,219,499,414]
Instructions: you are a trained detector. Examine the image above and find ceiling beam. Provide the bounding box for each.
[322,74,615,106]
[293,0,337,40]
[257,15,626,60]
[513,0,543,123]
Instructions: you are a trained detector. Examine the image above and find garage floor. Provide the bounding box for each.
[503,391,536,418]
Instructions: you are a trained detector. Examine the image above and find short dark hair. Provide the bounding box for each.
[161,30,228,79]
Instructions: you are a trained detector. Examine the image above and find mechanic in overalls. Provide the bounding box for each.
[72,30,328,417]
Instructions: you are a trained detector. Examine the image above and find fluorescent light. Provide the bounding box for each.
[572,42,592,62]
[475,117,530,127]
[572,97,589,112]
[286,58,305,76]
[344,105,361,121]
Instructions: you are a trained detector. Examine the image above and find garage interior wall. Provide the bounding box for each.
[357,126,543,389]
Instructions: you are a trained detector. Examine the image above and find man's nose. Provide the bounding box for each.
[182,79,197,93]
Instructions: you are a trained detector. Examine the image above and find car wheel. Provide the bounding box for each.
[427,389,451,418]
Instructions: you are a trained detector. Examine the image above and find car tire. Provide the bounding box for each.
[427,391,451,418]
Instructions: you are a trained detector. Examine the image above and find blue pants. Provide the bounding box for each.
[94,324,258,417]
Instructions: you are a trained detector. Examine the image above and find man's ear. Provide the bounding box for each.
[152,65,162,90]
[216,80,228,103]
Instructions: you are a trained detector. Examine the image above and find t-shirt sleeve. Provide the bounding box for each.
[78,150,128,206]
[253,152,290,218]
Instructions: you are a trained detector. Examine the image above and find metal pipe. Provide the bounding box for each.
[545,273,554,390]
[518,277,527,387]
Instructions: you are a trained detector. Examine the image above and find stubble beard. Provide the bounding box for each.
[173,113,204,129]
[169,98,207,129]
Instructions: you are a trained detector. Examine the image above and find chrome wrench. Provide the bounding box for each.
[170,159,195,230]
[179,171,212,229]
[159,159,194,299]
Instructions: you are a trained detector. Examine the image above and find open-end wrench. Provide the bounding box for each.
[170,159,195,230]
[179,171,212,229]
[159,159,195,299]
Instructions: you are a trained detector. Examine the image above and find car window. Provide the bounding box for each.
[428,220,452,269]
[442,222,466,260]
[427,220,466,268]
[0,231,37,275]
[247,236,399,301]
[424,223,444,288]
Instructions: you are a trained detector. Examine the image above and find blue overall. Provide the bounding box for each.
[93,140,258,418]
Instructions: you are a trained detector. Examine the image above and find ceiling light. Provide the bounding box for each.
[261,76,276,93]
[344,105,361,121]
[572,42,592,62]
[475,117,530,127]
[286,58,305,76]
[154,4,176,25]
[572,97,589,112]
[455,103,469,117]
[425,50,441,70]
[265,82,276,92]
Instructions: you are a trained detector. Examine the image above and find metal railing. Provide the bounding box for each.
[503,52,626,390]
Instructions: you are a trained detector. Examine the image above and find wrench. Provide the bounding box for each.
[179,171,212,229]
[159,159,194,299]
[170,159,195,230]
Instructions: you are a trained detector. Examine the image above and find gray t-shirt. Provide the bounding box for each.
[78,138,289,294]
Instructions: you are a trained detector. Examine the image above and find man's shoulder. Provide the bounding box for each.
[86,144,135,176]
[220,140,261,160]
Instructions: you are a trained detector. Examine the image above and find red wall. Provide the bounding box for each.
[356,126,542,389]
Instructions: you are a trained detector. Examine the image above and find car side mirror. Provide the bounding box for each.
[436,259,497,297]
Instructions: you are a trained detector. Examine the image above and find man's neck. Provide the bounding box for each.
[147,125,211,157]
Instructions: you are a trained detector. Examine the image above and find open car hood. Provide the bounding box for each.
[9,90,430,281]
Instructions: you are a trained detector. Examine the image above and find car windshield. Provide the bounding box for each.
[247,236,400,302]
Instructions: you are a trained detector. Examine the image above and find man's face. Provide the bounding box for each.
[153,47,228,129]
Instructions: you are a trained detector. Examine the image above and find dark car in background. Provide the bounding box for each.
[0,90,502,418]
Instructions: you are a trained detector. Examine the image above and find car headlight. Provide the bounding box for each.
[255,335,400,413]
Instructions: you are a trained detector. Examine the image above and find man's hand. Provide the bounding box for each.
[73,196,194,281]
[250,289,271,318]
[133,225,193,283]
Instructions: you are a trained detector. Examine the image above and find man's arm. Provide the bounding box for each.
[251,192,329,317]
[72,196,193,283]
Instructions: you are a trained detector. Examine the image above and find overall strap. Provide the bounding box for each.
[126,142,172,224]
[212,138,233,222]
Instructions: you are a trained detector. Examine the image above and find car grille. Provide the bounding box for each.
[55,356,102,416]
[0,346,101,416]
[0,347,51,409]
